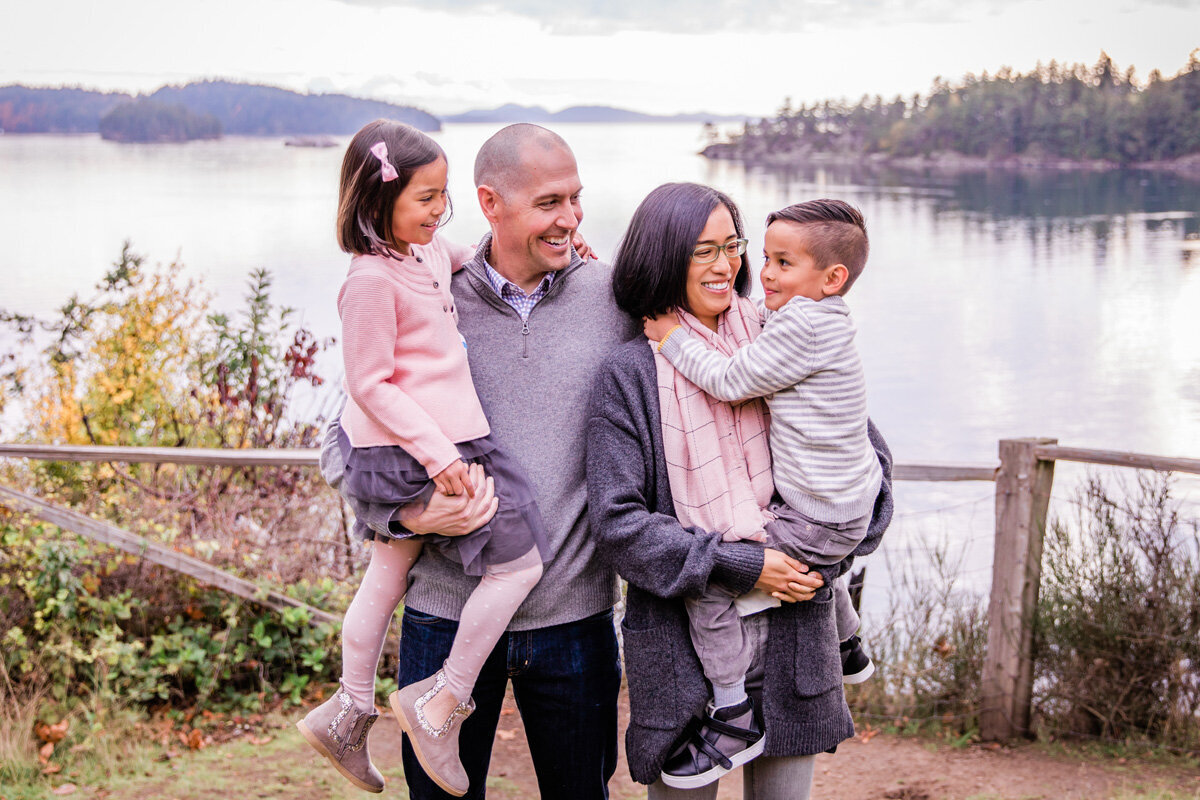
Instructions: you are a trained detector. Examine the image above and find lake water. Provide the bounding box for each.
[3,125,1199,614]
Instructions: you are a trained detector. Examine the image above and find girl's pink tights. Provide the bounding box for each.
[339,537,541,712]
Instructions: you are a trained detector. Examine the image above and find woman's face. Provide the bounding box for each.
[683,204,741,331]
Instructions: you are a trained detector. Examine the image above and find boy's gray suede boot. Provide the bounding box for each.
[390,667,474,797]
[296,680,384,793]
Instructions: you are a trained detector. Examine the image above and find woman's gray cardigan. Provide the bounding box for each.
[586,337,893,785]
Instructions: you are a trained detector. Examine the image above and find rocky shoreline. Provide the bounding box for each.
[700,143,1200,175]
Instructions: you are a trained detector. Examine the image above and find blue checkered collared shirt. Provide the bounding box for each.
[483,262,556,321]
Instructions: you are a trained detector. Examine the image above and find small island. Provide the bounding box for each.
[99,99,221,143]
[0,80,441,138]
[704,52,1200,173]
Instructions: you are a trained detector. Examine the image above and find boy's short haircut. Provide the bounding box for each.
[766,199,869,294]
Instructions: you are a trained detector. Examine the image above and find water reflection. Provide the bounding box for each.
[737,162,1200,226]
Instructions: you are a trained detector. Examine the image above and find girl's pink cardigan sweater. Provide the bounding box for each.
[338,236,488,478]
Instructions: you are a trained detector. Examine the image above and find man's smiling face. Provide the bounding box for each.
[488,142,583,285]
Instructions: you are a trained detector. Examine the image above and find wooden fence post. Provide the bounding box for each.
[980,437,1057,741]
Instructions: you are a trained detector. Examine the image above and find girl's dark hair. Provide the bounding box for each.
[611,183,750,320]
[336,119,450,256]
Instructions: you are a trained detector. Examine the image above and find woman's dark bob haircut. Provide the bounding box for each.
[337,119,450,257]
[611,183,751,321]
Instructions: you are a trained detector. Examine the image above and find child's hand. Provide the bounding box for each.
[643,313,678,343]
[432,460,476,498]
[572,232,597,260]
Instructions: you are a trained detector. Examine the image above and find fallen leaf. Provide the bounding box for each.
[859,726,879,743]
[496,729,517,741]
[499,707,516,717]
[35,719,70,744]
[51,785,77,796]
[247,735,273,746]
[186,729,205,750]
[39,742,55,764]
[42,763,63,775]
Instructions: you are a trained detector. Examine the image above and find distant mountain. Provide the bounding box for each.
[444,104,748,124]
[0,85,132,133]
[0,83,743,137]
[0,82,439,135]
[149,81,439,134]
[447,104,556,123]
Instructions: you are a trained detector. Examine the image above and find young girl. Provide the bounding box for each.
[297,119,548,797]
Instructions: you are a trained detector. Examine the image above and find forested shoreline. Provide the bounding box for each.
[98,99,222,143]
[704,52,1200,171]
[0,80,439,137]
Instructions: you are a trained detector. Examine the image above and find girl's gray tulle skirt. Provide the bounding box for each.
[337,423,550,576]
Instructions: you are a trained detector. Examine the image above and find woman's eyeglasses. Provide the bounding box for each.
[691,238,748,264]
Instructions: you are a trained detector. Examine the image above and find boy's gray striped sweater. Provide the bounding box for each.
[659,294,882,523]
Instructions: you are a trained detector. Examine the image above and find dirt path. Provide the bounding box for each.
[396,689,1199,800]
[91,688,1198,800]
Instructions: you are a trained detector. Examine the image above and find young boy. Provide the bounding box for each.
[644,198,882,788]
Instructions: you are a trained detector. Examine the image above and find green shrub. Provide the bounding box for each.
[0,513,348,718]
[1036,473,1200,750]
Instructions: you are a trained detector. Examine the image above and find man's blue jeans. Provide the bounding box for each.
[397,607,621,800]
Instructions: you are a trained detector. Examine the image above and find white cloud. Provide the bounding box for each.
[326,0,1040,34]
[2,0,1198,117]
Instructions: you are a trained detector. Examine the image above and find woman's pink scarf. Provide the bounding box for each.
[654,296,774,542]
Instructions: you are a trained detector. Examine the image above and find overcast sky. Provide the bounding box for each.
[6,0,1199,117]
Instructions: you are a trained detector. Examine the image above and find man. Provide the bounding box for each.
[394,123,636,799]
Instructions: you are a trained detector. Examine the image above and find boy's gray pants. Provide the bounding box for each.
[685,504,870,689]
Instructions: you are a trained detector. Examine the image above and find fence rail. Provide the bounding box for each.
[0,443,318,466]
[1033,444,1200,475]
[0,443,1004,480]
[0,483,339,627]
[2,438,1197,740]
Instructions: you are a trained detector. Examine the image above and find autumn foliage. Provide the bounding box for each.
[0,245,388,783]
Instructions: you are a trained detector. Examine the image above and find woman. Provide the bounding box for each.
[586,183,893,799]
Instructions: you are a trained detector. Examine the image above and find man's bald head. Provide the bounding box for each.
[474,123,573,196]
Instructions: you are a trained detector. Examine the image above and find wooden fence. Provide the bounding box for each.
[979,439,1200,741]
[2,439,1199,741]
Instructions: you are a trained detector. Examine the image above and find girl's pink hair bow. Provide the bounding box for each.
[370,141,399,182]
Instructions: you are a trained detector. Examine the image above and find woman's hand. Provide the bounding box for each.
[400,463,497,536]
[432,459,476,497]
[755,548,824,602]
[643,313,678,343]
